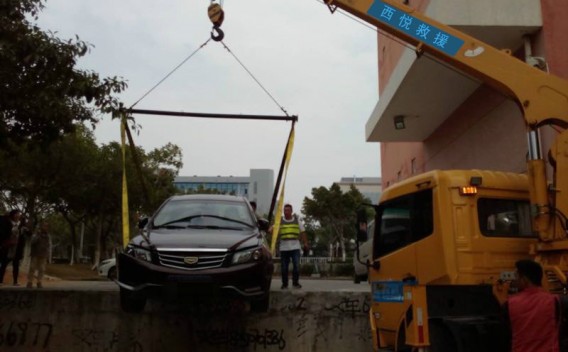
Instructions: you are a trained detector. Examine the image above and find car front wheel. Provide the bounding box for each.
[108,267,117,281]
[120,287,146,313]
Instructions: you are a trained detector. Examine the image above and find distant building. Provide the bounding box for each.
[336,177,382,203]
[174,169,274,216]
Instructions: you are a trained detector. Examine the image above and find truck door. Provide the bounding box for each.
[370,189,434,347]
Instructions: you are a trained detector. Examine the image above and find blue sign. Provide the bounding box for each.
[372,281,404,303]
[368,0,464,57]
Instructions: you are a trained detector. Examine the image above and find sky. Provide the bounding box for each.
[35,0,381,210]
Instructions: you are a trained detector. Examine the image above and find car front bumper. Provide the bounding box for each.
[116,253,273,299]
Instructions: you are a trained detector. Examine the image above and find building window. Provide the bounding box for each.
[254,182,258,194]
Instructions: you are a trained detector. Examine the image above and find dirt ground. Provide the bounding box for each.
[46,263,102,281]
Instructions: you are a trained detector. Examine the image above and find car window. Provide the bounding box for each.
[153,199,255,228]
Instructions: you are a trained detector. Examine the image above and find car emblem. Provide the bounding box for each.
[184,257,199,265]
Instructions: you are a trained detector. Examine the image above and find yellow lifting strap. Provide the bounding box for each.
[270,123,296,255]
[121,115,130,248]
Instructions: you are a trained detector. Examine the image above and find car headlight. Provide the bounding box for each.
[126,245,152,262]
[232,248,262,265]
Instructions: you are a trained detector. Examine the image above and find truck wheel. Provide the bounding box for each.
[396,323,411,352]
[429,320,457,352]
[120,287,146,313]
[250,294,270,313]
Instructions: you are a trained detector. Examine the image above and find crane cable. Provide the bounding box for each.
[129,38,211,110]
[121,1,296,247]
[219,40,291,117]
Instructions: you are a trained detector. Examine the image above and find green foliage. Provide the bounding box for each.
[299,263,314,276]
[332,263,355,277]
[0,0,127,147]
[302,183,373,252]
[0,125,183,259]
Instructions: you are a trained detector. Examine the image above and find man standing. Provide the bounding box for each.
[493,259,560,352]
[27,221,51,289]
[275,204,309,289]
[0,209,22,285]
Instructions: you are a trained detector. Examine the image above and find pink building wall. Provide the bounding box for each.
[379,0,567,189]
[379,0,429,188]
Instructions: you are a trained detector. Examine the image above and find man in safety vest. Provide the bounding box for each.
[276,203,309,289]
[493,259,561,352]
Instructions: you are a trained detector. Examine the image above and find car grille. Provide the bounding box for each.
[157,249,228,271]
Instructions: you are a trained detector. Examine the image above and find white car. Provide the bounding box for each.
[98,258,117,280]
[353,221,373,284]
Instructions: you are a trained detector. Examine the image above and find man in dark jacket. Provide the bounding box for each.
[0,210,22,284]
[12,217,31,285]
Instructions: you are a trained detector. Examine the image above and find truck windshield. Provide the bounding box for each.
[477,198,536,238]
[374,189,433,258]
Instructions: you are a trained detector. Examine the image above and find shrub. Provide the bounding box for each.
[332,263,354,277]
[300,263,314,276]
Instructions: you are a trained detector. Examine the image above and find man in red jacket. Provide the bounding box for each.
[494,260,560,352]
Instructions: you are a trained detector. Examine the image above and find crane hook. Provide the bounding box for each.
[211,26,224,42]
[208,2,225,42]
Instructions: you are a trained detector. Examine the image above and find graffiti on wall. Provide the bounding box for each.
[72,329,144,352]
[0,293,35,311]
[196,328,286,350]
[197,294,371,349]
[0,320,52,349]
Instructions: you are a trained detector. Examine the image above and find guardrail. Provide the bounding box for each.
[273,257,348,264]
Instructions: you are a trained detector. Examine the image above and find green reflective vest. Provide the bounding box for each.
[279,215,300,240]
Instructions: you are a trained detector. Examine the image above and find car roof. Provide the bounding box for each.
[168,194,248,203]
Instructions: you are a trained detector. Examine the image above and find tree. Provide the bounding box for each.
[0,0,126,148]
[0,125,184,265]
[302,183,372,260]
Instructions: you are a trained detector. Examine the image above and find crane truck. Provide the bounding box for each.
[318,0,568,351]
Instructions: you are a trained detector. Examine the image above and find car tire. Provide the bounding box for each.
[107,267,117,281]
[250,294,270,313]
[120,287,146,313]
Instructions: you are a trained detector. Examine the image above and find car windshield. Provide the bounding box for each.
[152,199,255,230]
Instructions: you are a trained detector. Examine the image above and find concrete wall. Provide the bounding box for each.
[0,290,372,351]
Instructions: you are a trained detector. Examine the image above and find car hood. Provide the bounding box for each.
[133,228,261,251]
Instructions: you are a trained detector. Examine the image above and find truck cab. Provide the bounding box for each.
[369,170,537,350]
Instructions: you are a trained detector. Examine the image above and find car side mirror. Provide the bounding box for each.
[138,217,149,229]
[258,218,269,231]
[356,209,368,242]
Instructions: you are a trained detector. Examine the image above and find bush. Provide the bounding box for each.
[332,263,354,277]
[300,263,314,276]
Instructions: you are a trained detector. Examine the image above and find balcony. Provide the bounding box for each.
[365,0,542,142]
